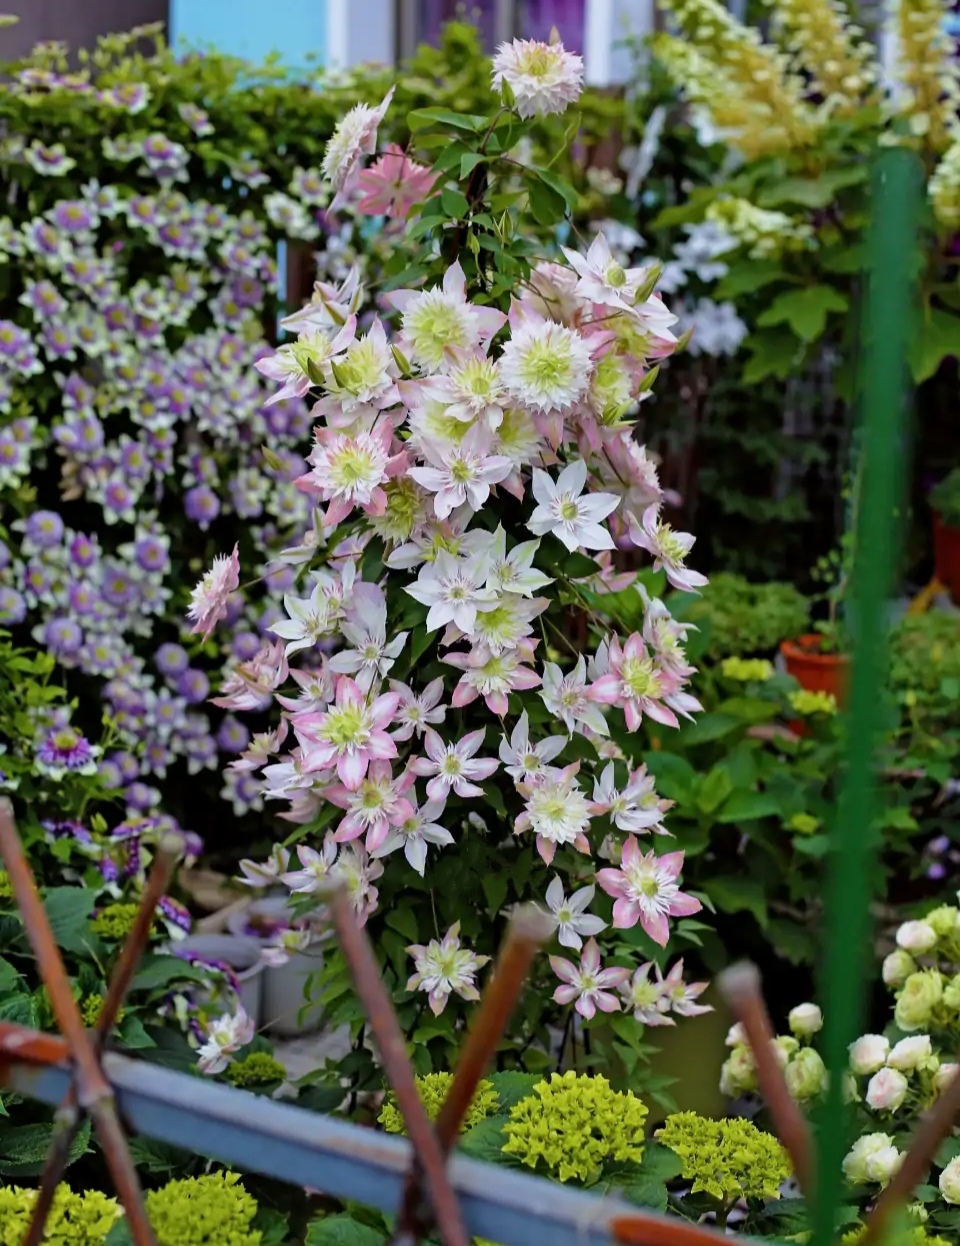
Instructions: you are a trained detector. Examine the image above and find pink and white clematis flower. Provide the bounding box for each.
[587,632,681,731]
[296,418,408,528]
[561,231,657,311]
[549,938,628,1020]
[255,317,356,406]
[187,545,239,642]
[406,921,490,1015]
[404,548,498,635]
[328,583,408,693]
[388,261,507,374]
[542,875,607,949]
[527,459,619,552]
[370,796,453,875]
[409,727,499,802]
[444,638,541,715]
[322,87,395,199]
[590,761,672,834]
[540,655,610,736]
[628,504,707,593]
[196,1006,255,1075]
[293,676,399,789]
[281,835,339,893]
[354,144,438,219]
[327,760,416,852]
[515,762,592,865]
[389,677,447,741]
[408,425,512,519]
[595,837,701,944]
[498,711,566,783]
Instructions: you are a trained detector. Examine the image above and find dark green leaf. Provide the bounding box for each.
[457,1116,509,1162]
[131,954,212,995]
[701,876,768,928]
[43,887,96,955]
[487,1071,541,1110]
[306,1214,388,1245]
[715,790,781,823]
[0,1118,91,1176]
[697,766,734,814]
[408,108,484,133]
[460,153,485,178]
[440,187,470,219]
[757,286,849,343]
[534,167,578,208]
[715,260,787,298]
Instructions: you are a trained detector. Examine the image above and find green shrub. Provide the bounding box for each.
[888,610,960,727]
[930,469,960,528]
[688,572,810,658]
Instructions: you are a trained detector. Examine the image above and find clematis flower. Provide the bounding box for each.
[370,797,453,875]
[328,584,408,693]
[293,676,399,789]
[409,727,499,802]
[238,844,290,887]
[270,581,335,656]
[322,87,395,197]
[327,760,415,852]
[589,761,672,834]
[499,311,593,415]
[549,938,627,1020]
[332,843,383,925]
[354,143,438,218]
[540,655,610,735]
[527,459,619,552]
[619,962,674,1026]
[320,318,400,414]
[187,545,240,642]
[296,419,407,527]
[628,504,707,593]
[498,711,566,783]
[595,837,701,945]
[542,876,606,949]
[407,921,490,1015]
[561,231,657,310]
[281,835,339,893]
[254,317,355,406]
[587,632,682,731]
[389,677,447,741]
[404,548,498,635]
[196,1007,255,1075]
[408,425,512,519]
[388,261,506,373]
[484,527,553,596]
[492,37,584,119]
[657,958,713,1017]
[444,638,541,715]
[515,763,592,865]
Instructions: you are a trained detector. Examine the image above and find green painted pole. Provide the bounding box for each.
[812,146,920,1246]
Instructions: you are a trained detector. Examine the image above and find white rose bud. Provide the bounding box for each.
[896,920,938,955]
[940,1156,960,1204]
[849,1034,890,1075]
[725,1022,746,1047]
[772,1035,799,1068]
[935,1062,959,1095]
[882,949,917,987]
[842,1133,902,1186]
[865,1067,909,1113]
[888,1035,936,1072]
[788,1003,823,1037]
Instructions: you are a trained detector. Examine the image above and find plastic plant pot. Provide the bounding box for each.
[780,633,850,704]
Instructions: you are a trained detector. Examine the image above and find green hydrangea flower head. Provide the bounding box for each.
[379,1072,499,1134]
[144,1172,261,1246]
[81,996,124,1029]
[226,1051,288,1088]
[0,1184,121,1245]
[656,1112,791,1203]
[90,903,144,941]
[0,868,12,901]
[501,1071,648,1184]
[842,1226,949,1246]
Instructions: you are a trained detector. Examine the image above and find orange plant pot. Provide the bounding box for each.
[780,633,850,727]
[933,512,960,604]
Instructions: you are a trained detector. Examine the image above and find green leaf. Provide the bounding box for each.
[697,766,734,814]
[528,179,566,227]
[742,331,800,383]
[702,875,768,928]
[126,1135,191,1174]
[908,308,960,383]
[643,751,697,803]
[408,107,484,133]
[254,1208,291,1246]
[715,790,781,823]
[460,153,485,179]
[715,259,787,298]
[131,954,212,995]
[757,165,866,208]
[0,956,22,995]
[117,1014,155,1050]
[757,286,849,343]
[440,187,470,219]
[457,1115,509,1163]
[487,1071,541,1110]
[534,167,578,208]
[0,1119,91,1176]
[43,886,96,955]
[676,712,741,745]
[307,1215,388,1246]
[482,871,508,915]
[385,906,418,942]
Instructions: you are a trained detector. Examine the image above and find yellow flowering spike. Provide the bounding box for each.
[80,995,124,1029]
[0,1184,121,1245]
[930,136,960,227]
[654,0,816,158]
[893,0,960,152]
[144,1172,261,1246]
[656,1112,791,1203]
[501,1071,648,1184]
[379,1072,499,1134]
[764,0,876,115]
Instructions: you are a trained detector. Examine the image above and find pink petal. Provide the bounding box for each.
[576,995,597,1020]
[553,984,580,1006]
[537,837,557,866]
[594,990,622,1013]
[656,850,685,878]
[669,892,702,918]
[595,867,627,898]
[549,956,578,985]
[612,897,641,928]
[641,910,671,947]
[338,751,367,789]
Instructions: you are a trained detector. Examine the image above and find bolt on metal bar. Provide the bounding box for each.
[0,803,158,1245]
[812,148,921,1246]
[23,834,182,1246]
[0,1030,741,1246]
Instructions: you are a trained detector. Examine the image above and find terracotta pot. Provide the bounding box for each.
[780,633,850,706]
[933,512,960,603]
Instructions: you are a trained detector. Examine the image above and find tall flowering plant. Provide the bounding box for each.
[201,39,713,1083]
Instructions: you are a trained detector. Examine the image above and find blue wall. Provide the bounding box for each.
[169,0,327,69]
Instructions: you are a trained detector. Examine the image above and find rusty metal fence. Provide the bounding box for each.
[0,147,946,1246]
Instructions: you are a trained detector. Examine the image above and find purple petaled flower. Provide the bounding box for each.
[178,669,210,705]
[37,727,95,772]
[43,617,84,656]
[0,540,10,571]
[115,752,141,783]
[67,582,98,615]
[216,716,250,754]
[120,441,151,481]
[103,479,136,519]
[230,159,269,189]
[231,631,262,661]
[20,279,66,321]
[101,566,137,608]
[99,857,120,883]
[178,102,214,136]
[158,895,192,934]
[41,323,76,360]
[0,321,33,359]
[102,303,133,335]
[99,758,124,789]
[99,82,151,112]
[124,782,158,812]
[0,587,27,624]
[155,642,189,678]
[23,561,53,599]
[22,219,64,260]
[24,509,64,548]
[184,485,220,530]
[42,818,92,845]
[24,141,76,177]
[133,535,168,573]
[69,533,98,568]
[49,200,96,233]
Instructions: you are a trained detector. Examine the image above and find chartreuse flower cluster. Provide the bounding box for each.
[90,902,147,940]
[705,200,813,261]
[763,0,876,115]
[379,1072,499,1133]
[720,657,774,682]
[0,1185,121,1245]
[501,1072,648,1184]
[0,867,11,900]
[0,1173,259,1246]
[225,1051,288,1088]
[789,689,838,716]
[655,1112,791,1203]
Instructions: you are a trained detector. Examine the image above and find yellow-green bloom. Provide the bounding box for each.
[789,689,838,716]
[895,970,943,1031]
[656,1111,791,1203]
[90,902,144,941]
[0,868,12,901]
[787,813,820,836]
[80,995,124,1029]
[501,1071,647,1184]
[0,1184,121,1245]
[720,657,775,682]
[707,199,814,260]
[379,1072,499,1135]
[225,1052,288,1088]
[144,1172,261,1246]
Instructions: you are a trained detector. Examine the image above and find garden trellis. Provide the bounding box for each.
[0,135,943,1246]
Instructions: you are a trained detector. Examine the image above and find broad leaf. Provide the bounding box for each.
[43,887,96,955]
[487,1071,541,1109]
[306,1214,388,1245]
[757,286,849,343]
[715,790,781,823]
[701,875,768,928]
